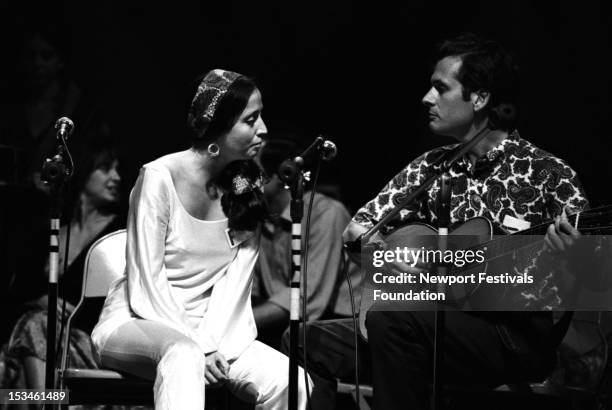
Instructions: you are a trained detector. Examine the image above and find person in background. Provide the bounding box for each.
[2,135,124,401]
[0,22,111,344]
[252,136,362,349]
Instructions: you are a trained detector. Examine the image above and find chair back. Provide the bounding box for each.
[60,229,126,371]
[82,229,127,298]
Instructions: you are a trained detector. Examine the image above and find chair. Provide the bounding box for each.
[337,380,372,410]
[57,229,249,409]
[58,229,156,406]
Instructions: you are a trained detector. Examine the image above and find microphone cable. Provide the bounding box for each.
[300,157,362,410]
[343,247,361,410]
[300,157,322,410]
[53,120,76,371]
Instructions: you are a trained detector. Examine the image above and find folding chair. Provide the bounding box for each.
[337,380,372,410]
[57,229,156,406]
[57,229,250,409]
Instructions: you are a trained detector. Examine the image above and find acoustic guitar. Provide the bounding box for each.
[354,206,612,339]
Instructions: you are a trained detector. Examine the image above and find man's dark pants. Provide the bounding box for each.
[283,311,555,410]
[367,310,556,410]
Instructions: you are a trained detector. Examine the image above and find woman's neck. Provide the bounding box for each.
[76,194,114,228]
[188,147,233,181]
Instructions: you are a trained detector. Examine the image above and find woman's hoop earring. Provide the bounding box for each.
[207,143,220,158]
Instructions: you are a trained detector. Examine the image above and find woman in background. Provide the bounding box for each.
[2,136,124,397]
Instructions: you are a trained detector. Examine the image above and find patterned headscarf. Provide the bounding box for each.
[188,69,242,139]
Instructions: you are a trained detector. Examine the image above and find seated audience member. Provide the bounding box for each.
[2,136,124,395]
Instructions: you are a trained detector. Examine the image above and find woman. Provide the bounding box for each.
[91,69,309,409]
[2,136,124,396]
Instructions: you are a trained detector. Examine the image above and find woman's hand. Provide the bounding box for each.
[205,351,230,387]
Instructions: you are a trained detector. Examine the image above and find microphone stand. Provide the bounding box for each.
[41,128,73,406]
[431,172,451,410]
[287,169,304,410]
[279,137,330,410]
[349,126,490,410]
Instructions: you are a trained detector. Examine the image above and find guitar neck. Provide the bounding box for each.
[462,206,612,268]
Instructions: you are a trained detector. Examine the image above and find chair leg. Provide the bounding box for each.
[349,386,371,410]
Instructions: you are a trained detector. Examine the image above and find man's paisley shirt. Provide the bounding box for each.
[353,131,589,309]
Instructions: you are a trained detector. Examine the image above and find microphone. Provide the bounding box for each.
[54,117,74,140]
[293,136,337,165]
[278,136,338,183]
[320,140,337,162]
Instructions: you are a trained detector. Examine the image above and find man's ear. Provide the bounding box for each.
[471,90,490,112]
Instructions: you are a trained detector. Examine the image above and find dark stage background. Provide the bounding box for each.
[1,2,612,403]
[1,0,610,212]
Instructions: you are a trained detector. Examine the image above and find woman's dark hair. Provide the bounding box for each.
[215,159,268,232]
[64,127,120,222]
[188,76,258,149]
[435,33,519,129]
[74,132,117,188]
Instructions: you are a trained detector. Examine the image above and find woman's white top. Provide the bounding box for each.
[91,160,259,360]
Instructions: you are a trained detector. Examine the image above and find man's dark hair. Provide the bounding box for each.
[259,136,300,178]
[436,33,519,128]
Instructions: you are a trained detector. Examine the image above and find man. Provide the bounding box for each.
[343,33,588,409]
[252,136,362,348]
